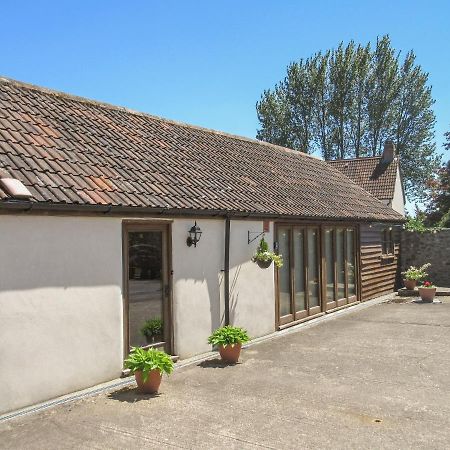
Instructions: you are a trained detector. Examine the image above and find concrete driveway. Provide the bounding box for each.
[1,297,450,449]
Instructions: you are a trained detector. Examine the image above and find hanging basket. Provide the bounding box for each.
[256,258,272,269]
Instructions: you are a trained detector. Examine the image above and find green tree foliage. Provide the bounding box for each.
[256,35,440,201]
[425,138,450,227]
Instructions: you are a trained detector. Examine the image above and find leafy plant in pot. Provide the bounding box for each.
[124,347,173,394]
[252,237,283,269]
[401,263,431,290]
[140,318,163,344]
[208,325,250,364]
[418,281,437,303]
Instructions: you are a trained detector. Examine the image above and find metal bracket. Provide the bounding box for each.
[248,230,264,244]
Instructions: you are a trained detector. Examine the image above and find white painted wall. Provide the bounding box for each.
[171,218,276,357]
[229,220,275,338]
[0,214,277,414]
[171,218,225,358]
[390,165,406,216]
[0,215,124,415]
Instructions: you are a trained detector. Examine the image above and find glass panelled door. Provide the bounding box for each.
[278,227,293,323]
[323,226,357,310]
[277,224,358,326]
[125,225,171,354]
[336,228,346,305]
[307,228,321,315]
[277,225,321,325]
[324,227,337,310]
[293,228,306,318]
[346,228,357,302]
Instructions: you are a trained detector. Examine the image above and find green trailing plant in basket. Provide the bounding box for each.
[208,325,250,347]
[124,347,173,381]
[252,237,283,268]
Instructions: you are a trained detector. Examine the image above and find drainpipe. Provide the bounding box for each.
[224,216,231,326]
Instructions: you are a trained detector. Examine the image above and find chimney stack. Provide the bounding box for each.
[382,140,395,163]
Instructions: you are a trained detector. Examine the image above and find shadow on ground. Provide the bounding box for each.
[197,358,239,369]
[107,386,161,403]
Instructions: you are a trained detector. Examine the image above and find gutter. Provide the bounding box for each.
[0,200,405,223]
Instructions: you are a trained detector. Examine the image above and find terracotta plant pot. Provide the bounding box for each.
[256,259,272,269]
[134,370,162,394]
[403,279,417,290]
[219,343,242,363]
[418,287,436,303]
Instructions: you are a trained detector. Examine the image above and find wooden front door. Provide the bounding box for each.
[123,222,172,355]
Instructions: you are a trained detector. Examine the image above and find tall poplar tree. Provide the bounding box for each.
[256,35,440,201]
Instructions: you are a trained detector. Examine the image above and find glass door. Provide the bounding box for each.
[324,227,337,310]
[277,225,322,326]
[293,228,307,320]
[346,228,357,303]
[278,226,293,325]
[323,226,357,310]
[336,227,346,306]
[124,224,171,354]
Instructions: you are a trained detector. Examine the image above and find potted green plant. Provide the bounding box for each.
[401,263,431,290]
[208,325,250,364]
[124,347,173,394]
[252,237,283,269]
[140,318,163,344]
[418,281,437,303]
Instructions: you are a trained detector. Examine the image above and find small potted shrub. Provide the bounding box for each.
[208,325,250,364]
[418,281,437,303]
[124,347,173,394]
[401,263,431,290]
[252,237,283,269]
[140,318,163,344]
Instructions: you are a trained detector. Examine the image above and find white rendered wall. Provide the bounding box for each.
[0,215,124,415]
[171,218,225,358]
[228,220,275,338]
[391,165,406,216]
[171,218,276,358]
[0,214,277,414]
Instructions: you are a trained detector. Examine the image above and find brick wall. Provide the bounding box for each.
[401,229,450,287]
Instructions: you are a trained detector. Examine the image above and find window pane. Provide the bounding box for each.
[346,228,355,296]
[294,228,306,312]
[336,228,345,299]
[324,228,335,302]
[389,229,394,254]
[278,227,291,317]
[128,231,163,347]
[307,228,319,307]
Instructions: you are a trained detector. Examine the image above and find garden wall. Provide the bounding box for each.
[400,229,450,287]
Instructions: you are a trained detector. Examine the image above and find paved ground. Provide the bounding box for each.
[1,296,450,449]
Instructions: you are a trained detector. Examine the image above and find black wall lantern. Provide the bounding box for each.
[187,221,202,247]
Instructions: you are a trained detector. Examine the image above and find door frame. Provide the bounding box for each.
[275,221,360,330]
[122,219,173,359]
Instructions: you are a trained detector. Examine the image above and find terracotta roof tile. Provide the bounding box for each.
[327,157,399,200]
[0,78,403,221]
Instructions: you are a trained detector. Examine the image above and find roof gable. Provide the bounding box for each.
[327,157,399,201]
[0,78,403,222]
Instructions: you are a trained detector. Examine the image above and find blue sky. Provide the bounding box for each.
[2,0,449,160]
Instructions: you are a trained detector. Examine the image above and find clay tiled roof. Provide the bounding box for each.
[0,78,403,221]
[327,157,399,201]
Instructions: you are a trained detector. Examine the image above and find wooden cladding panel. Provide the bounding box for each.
[360,224,400,301]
